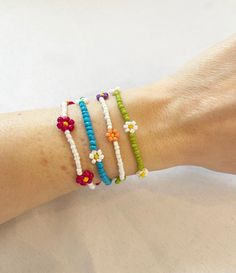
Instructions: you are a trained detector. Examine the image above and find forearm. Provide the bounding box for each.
[0,37,236,224]
[0,84,179,224]
[0,78,235,224]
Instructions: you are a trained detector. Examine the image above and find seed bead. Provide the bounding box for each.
[77,97,112,185]
[96,93,126,182]
[56,101,96,189]
[112,88,148,178]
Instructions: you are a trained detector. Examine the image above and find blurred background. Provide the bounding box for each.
[0,1,236,273]
[0,0,235,112]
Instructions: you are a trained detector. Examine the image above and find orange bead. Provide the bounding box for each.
[106,128,120,142]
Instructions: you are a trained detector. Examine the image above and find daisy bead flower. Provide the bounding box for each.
[136,168,149,178]
[89,149,104,164]
[106,129,120,142]
[123,120,138,134]
[76,170,94,186]
[57,116,75,132]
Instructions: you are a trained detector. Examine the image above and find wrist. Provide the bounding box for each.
[106,83,192,173]
[124,82,196,171]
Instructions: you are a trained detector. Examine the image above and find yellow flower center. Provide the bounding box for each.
[63,121,69,126]
[139,170,146,177]
[128,124,134,129]
[83,176,89,183]
[94,153,99,160]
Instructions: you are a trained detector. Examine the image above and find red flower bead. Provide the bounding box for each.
[76,170,94,186]
[57,116,75,132]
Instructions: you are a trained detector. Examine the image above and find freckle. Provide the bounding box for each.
[17,113,22,116]
[40,158,48,166]
[60,165,67,171]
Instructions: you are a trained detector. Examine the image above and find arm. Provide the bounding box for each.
[0,36,235,224]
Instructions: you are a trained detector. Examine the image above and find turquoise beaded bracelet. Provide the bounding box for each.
[77,97,112,185]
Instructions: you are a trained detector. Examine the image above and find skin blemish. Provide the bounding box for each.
[60,165,68,172]
[40,158,48,166]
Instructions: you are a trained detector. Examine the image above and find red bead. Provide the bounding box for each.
[56,116,75,132]
[57,123,62,129]
[76,170,95,186]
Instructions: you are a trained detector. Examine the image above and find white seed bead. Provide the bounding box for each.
[77,169,83,175]
[97,95,126,182]
[88,183,96,190]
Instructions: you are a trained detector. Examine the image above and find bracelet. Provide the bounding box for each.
[111,88,149,178]
[77,97,112,185]
[56,101,96,190]
[96,92,126,184]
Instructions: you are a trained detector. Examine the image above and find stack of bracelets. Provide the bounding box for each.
[56,87,148,190]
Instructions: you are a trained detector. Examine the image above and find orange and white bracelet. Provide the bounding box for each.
[96,92,126,183]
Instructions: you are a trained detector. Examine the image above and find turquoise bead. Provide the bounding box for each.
[78,100,112,185]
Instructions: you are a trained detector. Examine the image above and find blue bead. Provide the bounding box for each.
[87,130,92,134]
[78,99,112,185]
[97,162,103,168]
[90,140,96,145]
[89,145,97,151]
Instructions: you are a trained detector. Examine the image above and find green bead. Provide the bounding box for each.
[113,89,147,176]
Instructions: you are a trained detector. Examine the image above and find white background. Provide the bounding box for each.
[0,1,236,272]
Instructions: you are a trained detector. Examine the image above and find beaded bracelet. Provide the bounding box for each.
[77,97,112,185]
[56,101,96,190]
[111,88,149,178]
[96,92,126,184]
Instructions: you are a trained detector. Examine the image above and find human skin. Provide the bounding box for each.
[0,36,235,224]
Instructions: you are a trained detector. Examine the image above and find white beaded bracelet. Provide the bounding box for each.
[96,92,126,183]
[56,101,96,189]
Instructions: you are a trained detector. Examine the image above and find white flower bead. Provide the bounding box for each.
[89,149,104,164]
[136,168,149,178]
[123,120,138,134]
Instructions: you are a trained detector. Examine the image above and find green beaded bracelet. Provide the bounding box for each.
[111,87,148,178]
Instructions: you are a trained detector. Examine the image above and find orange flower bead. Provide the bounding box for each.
[106,129,120,142]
